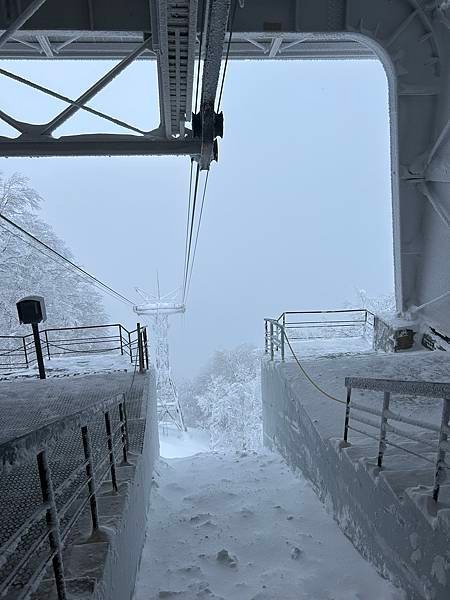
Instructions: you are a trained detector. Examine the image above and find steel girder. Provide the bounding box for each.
[0,1,450,333]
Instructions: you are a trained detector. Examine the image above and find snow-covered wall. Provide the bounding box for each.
[97,368,159,600]
[57,370,159,600]
[262,359,450,600]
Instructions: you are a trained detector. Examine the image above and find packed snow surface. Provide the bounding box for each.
[134,452,404,600]
[159,424,210,458]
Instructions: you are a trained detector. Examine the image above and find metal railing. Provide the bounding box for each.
[0,393,131,599]
[343,378,450,502]
[264,309,375,361]
[264,311,449,503]
[0,323,149,373]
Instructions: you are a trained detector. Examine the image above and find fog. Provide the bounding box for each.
[0,58,393,380]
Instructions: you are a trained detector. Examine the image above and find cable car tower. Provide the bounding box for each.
[134,284,187,432]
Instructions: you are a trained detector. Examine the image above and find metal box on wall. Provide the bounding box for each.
[16,296,47,325]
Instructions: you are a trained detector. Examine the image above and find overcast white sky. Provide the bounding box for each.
[0,58,393,379]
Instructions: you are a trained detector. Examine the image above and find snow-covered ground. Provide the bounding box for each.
[288,335,373,359]
[0,352,134,380]
[134,450,404,600]
[159,424,210,458]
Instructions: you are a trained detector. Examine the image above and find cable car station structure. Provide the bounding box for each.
[0,1,449,344]
[2,3,450,600]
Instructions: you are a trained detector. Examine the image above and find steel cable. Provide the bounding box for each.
[0,214,135,306]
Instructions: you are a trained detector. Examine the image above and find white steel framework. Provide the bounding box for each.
[134,289,187,432]
[0,1,450,344]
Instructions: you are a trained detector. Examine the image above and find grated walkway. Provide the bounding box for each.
[0,370,149,596]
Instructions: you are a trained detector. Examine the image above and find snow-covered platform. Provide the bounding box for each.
[134,452,402,600]
[0,370,144,445]
[0,368,158,600]
[262,348,450,600]
[281,348,450,440]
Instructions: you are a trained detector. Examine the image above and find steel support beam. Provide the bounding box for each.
[0,0,47,49]
[41,37,153,135]
[152,0,198,138]
[198,0,231,169]
[0,135,201,157]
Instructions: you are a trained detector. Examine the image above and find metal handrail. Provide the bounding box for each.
[0,393,130,600]
[264,309,374,362]
[0,322,149,372]
[343,376,450,502]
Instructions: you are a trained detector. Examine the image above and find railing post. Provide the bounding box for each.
[104,411,118,492]
[118,402,129,464]
[264,320,268,354]
[128,331,133,364]
[32,322,46,380]
[44,330,51,360]
[433,398,450,502]
[22,337,29,368]
[377,392,391,469]
[280,324,285,362]
[137,322,144,373]
[119,325,124,356]
[270,322,274,361]
[343,386,352,443]
[81,426,100,533]
[143,327,149,370]
[37,450,67,600]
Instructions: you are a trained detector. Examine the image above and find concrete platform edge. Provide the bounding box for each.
[262,358,450,600]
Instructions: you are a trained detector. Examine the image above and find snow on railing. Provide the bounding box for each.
[0,322,149,373]
[264,309,374,362]
[0,393,130,600]
[343,377,450,503]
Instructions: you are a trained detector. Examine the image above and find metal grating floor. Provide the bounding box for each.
[0,371,149,595]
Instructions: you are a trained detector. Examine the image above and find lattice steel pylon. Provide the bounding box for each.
[134,285,187,432]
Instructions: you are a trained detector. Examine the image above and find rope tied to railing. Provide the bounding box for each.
[281,330,346,405]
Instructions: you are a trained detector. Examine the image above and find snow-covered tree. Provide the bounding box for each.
[180,344,262,452]
[0,172,108,335]
[355,288,396,315]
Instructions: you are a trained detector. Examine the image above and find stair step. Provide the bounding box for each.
[381,468,434,499]
[344,441,437,463]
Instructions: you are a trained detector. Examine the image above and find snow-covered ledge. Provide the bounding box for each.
[262,356,450,600]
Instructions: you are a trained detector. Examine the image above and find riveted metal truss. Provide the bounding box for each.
[1,0,450,332]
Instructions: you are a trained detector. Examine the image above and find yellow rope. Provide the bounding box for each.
[281,330,346,405]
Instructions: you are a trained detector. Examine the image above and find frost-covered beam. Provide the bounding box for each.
[0,0,48,49]
[198,0,231,169]
[0,135,201,158]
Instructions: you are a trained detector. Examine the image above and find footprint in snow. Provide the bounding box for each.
[187,581,225,599]
[239,507,254,518]
[195,519,217,530]
[176,565,203,577]
[216,549,238,568]
[190,513,213,524]
[164,483,187,493]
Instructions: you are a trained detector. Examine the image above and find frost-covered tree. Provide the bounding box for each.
[181,344,262,452]
[0,172,108,334]
[355,288,396,315]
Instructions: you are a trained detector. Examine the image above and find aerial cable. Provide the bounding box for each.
[182,162,201,303]
[217,0,238,111]
[0,213,135,306]
[185,170,210,302]
[182,0,236,305]
[181,0,207,304]
[182,159,195,303]
[0,219,134,307]
[0,221,131,307]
